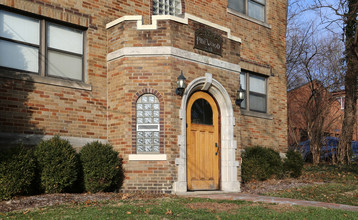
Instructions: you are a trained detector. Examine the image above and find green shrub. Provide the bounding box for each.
[80,141,124,193]
[34,136,79,193]
[242,146,283,182]
[0,145,36,200]
[283,150,304,178]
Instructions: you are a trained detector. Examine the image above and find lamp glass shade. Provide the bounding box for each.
[237,89,245,100]
[177,71,186,89]
[177,79,185,88]
[235,85,245,106]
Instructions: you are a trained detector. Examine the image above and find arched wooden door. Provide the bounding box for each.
[187,91,220,190]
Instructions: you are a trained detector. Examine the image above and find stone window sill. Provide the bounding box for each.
[129,154,167,161]
[241,109,273,120]
[0,70,92,91]
[227,8,271,29]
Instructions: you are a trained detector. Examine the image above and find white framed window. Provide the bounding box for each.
[0,10,40,73]
[336,97,345,110]
[136,94,160,153]
[0,10,85,81]
[153,0,182,16]
[228,0,266,22]
[240,71,267,113]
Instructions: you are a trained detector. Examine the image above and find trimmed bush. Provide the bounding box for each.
[283,150,304,178]
[34,136,79,193]
[80,141,124,193]
[0,145,36,200]
[242,146,283,182]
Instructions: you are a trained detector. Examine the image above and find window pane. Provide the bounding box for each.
[228,0,245,14]
[249,74,266,94]
[0,10,39,45]
[48,23,83,54]
[0,40,38,72]
[249,94,266,112]
[240,73,246,109]
[240,72,246,90]
[248,1,265,21]
[240,89,246,109]
[48,50,82,80]
[191,98,213,125]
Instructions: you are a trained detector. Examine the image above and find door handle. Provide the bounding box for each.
[215,143,220,156]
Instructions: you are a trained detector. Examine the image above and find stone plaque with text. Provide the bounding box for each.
[194,28,223,56]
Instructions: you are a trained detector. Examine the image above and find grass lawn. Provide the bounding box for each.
[3,197,358,219]
[2,164,358,219]
[266,164,358,206]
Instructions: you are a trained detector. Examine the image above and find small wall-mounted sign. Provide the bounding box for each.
[194,28,223,56]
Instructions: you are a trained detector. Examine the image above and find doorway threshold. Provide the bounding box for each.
[175,190,225,196]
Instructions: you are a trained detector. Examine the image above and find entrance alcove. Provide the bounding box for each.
[174,73,240,193]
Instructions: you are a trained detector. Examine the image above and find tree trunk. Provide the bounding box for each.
[338,84,356,164]
[338,0,358,165]
[311,140,321,164]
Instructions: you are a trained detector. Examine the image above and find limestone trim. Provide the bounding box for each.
[0,71,92,91]
[241,109,273,120]
[173,73,241,193]
[106,14,241,43]
[239,60,271,76]
[107,46,241,73]
[128,154,167,161]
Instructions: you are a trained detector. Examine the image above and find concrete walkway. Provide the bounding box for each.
[180,192,358,211]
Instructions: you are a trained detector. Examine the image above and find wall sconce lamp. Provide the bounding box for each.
[176,71,186,96]
[235,85,245,106]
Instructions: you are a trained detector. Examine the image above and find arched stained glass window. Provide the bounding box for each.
[136,94,160,153]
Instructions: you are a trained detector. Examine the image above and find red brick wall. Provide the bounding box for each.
[0,77,106,139]
[0,0,158,140]
[1,0,288,192]
[287,82,351,146]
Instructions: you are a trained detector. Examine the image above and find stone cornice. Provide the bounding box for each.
[107,46,241,73]
[106,13,241,43]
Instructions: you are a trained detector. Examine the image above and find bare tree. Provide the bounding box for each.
[286,0,314,90]
[288,76,343,164]
[286,0,345,91]
[286,21,317,90]
[286,0,347,164]
[338,0,358,164]
[315,36,346,91]
[307,0,358,164]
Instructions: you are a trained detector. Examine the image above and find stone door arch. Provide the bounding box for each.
[173,73,240,193]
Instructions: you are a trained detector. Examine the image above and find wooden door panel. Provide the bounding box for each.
[187,91,220,190]
[189,128,216,189]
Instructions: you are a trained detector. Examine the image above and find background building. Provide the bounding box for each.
[288,81,357,147]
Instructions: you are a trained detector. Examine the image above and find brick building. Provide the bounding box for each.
[332,90,358,141]
[288,81,357,146]
[0,0,288,193]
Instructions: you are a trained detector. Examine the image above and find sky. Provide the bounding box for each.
[289,0,344,36]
